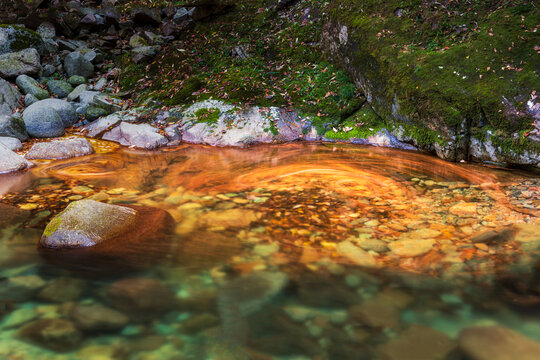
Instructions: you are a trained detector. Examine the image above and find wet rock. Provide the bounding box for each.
[0,142,29,173]
[64,52,94,79]
[0,78,22,116]
[18,318,82,351]
[449,202,478,217]
[41,200,138,248]
[388,238,435,257]
[16,74,50,100]
[0,25,44,56]
[0,136,22,151]
[459,326,540,360]
[102,122,168,149]
[0,275,46,302]
[83,112,124,137]
[37,277,85,303]
[377,324,455,360]
[0,115,27,140]
[0,48,41,78]
[336,240,378,267]
[47,80,73,98]
[198,208,259,228]
[68,75,86,86]
[107,278,175,322]
[69,303,129,331]
[84,106,108,121]
[42,64,56,77]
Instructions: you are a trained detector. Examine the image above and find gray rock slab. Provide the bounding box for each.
[25,138,94,160]
[102,122,167,149]
[0,136,22,151]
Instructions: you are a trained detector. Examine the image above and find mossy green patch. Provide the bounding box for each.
[43,216,62,237]
[195,108,221,123]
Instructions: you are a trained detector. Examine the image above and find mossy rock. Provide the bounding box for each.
[0,25,45,55]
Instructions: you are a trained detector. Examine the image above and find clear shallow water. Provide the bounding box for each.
[0,142,539,360]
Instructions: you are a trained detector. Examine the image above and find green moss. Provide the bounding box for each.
[195,108,221,123]
[43,217,62,237]
[324,107,384,140]
[0,24,43,52]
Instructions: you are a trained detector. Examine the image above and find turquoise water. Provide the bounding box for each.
[0,143,539,359]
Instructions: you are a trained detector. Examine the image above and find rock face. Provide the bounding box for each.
[0,25,44,55]
[22,101,64,138]
[459,326,540,360]
[0,48,41,78]
[102,122,168,149]
[16,74,49,100]
[0,115,27,140]
[0,78,22,116]
[41,200,138,248]
[25,137,94,160]
[181,100,309,147]
[64,51,94,78]
[0,142,28,174]
[39,200,175,272]
[18,319,82,351]
[107,278,175,321]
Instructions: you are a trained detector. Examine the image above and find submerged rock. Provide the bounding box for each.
[107,278,175,322]
[197,208,259,228]
[39,200,175,272]
[377,324,455,360]
[18,319,82,351]
[459,326,540,360]
[0,48,41,78]
[69,303,129,331]
[41,200,138,248]
[25,137,94,160]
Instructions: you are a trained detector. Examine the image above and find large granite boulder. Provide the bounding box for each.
[39,200,175,273]
[0,79,22,116]
[25,138,94,160]
[102,122,168,149]
[16,74,49,100]
[64,51,94,78]
[22,101,65,138]
[0,48,41,78]
[0,25,44,55]
[0,142,28,174]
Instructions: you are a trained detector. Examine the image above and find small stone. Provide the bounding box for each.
[349,297,401,329]
[253,243,279,257]
[68,75,87,86]
[357,238,388,252]
[449,202,478,217]
[388,238,435,257]
[37,277,85,303]
[178,313,220,334]
[337,240,378,267]
[47,80,73,98]
[198,208,259,228]
[85,106,108,121]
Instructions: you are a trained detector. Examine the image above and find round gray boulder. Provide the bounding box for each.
[22,102,64,138]
[64,52,94,79]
